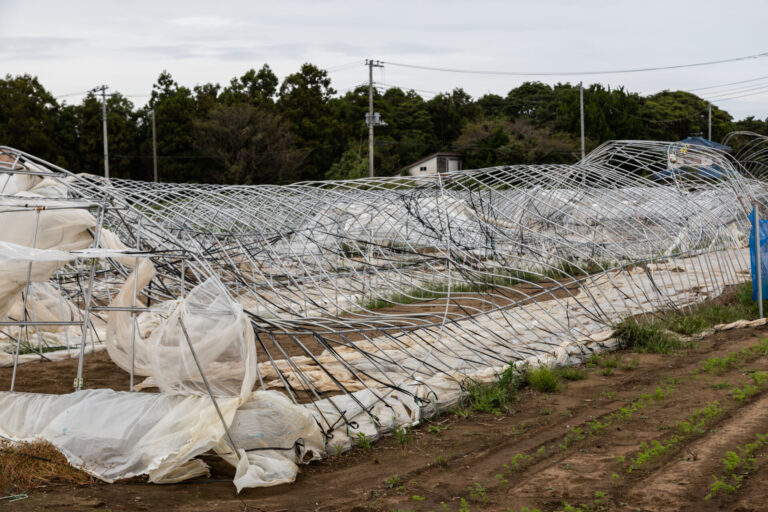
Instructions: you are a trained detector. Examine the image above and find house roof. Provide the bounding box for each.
[397,152,463,174]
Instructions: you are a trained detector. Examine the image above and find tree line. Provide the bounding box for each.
[1,64,767,184]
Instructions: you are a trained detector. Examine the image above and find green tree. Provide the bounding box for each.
[427,88,479,147]
[0,74,61,163]
[220,65,279,108]
[278,63,339,180]
[70,92,140,178]
[194,103,304,184]
[642,91,732,141]
[142,71,204,182]
[454,117,579,167]
[325,148,367,181]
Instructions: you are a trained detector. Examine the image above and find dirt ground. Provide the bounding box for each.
[5,325,768,511]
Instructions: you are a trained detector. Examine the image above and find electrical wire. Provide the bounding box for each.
[382,51,768,76]
[688,74,768,92]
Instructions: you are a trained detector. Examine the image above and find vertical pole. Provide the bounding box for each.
[708,102,712,141]
[756,205,763,318]
[129,220,142,391]
[75,203,106,391]
[10,209,41,391]
[152,109,158,182]
[368,59,375,178]
[579,82,585,160]
[101,86,110,179]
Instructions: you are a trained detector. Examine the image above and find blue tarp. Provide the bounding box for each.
[749,210,768,301]
[652,137,735,180]
[652,163,732,180]
[679,136,732,152]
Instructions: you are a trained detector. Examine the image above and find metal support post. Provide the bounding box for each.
[756,205,763,318]
[10,209,41,391]
[178,318,241,458]
[75,203,107,390]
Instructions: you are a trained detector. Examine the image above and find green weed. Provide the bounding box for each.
[525,366,560,392]
[394,426,414,448]
[467,482,488,504]
[559,367,587,381]
[355,432,372,452]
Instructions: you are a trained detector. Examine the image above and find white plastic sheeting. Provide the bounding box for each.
[0,389,323,490]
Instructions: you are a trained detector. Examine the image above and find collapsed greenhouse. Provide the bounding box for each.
[0,135,766,490]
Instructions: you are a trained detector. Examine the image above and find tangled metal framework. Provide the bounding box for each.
[0,138,765,487]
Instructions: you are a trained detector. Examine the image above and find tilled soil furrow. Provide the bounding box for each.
[622,390,768,511]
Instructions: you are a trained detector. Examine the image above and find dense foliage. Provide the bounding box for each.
[1,65,765,184]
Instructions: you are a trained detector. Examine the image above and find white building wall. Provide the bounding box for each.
[406,156,439,176]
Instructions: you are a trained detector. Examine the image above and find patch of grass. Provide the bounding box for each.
[559,367,587,381]
[464,363,525,414]
[616,283,763,353]
[524,366,560,392]
[386,474,400,488]
[0,440,94,492]
[620,356,640,370]
[614,319,684,354]
[435,455,449,468]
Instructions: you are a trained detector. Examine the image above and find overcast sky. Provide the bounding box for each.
[3,0,768,121]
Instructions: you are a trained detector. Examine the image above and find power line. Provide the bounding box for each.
[705,86,768,102]
[374,82,441,96]
[687,74,768,92]
[326,60,365,73]
[703,83,768,101]
[55,90,91,99]
[383,50,768,76]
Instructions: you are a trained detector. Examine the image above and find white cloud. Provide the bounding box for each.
[169,16,248,29]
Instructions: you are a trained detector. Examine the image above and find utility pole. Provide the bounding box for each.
[707,101,712,141]
[366,59,384,177]
[579,82,585,160]
[151,109,158,182]
[94,85,110,179]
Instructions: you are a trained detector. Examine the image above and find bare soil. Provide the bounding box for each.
[5,325,768,511]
